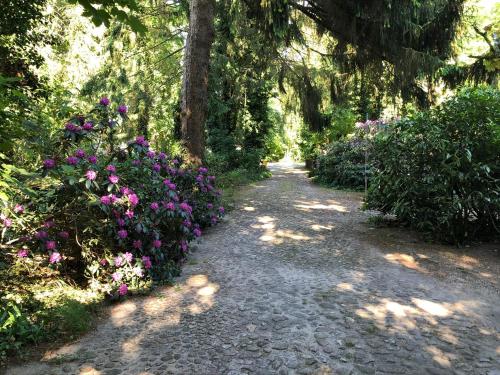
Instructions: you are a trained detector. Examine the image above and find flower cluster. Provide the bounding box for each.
[4,97,224,298]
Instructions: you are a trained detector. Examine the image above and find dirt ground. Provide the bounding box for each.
[5,162,499,375]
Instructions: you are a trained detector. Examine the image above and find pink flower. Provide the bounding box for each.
[85,170,97,181]
[49,252,62,264]
[112,272,122,282]
[46,240,56,250]
[75,149,86,158]
[118,104,128,114]
[153,239,162,248]
[43,159,56,169]
[142,256,152,269]
[150,202,159,211]
[114,256,123,267]
[109,175,119,184]
[118,283,128,296]
[133,240,142,249]
[106,165,116,173]
[128,194,139,207]
[133,267,144,278]
[123,252,133,263]
[100,258,108,266]
[83,122,93,130]
[125,210,134,219]
[100,195,112,205]
[172,159,179,165]
[14,204,24,214]
[3,218,12,227]
[17,249,28,258]
[165,202,175,211]
[58,231,69,239]
[117,218,125,227]
[118,229,128,239]
[88,155,98,164]
[179,202,192,214]
[100,97,110,106]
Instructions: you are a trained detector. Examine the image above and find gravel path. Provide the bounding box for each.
[6,162,500,375]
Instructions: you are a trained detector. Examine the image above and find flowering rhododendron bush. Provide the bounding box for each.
[0,98,224,297]
[313,120,388,190]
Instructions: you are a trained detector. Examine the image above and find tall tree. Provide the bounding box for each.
[180,0,215,163]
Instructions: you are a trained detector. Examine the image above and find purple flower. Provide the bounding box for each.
[3,218,12,227]
[58,231,69,239]
[46,240,56,250]
[118,229,128,239]
[83,122,93,130]
[135,135,146,145]
[219,206,225,214]
[142,256,152,269]
[85,170,97,181]
[211,216,218,224]
[17,249,28,258]
[146,151,156,159]
[165,202,175,211]
[112,272,122,282]
[100,97,110,106]
[65,123,79,132]
[117,218,125,226]
[158,152,166,160]
[123,252,133,263]
[179,202,192,214]
[14,204,24,214]
[43,159,56,169]
[114,256,123,267]
[153,239,162,248]
[75,149,86,158]
[49,252,62,264]
[88,155,98,164]
[180,240,188,252]
[109,175,119,184]
[133,240,142,249]
[172,159,179,165]
[44,220,55,228]
[150,202,159,211]
[100,195,112,205]
[199,167,208,174]
[100,258,108,266]
[152,163,161,172]
[128,194,139,207]
[36,231,48,239]
[207,203,213,210]
[193,228,202,237]
[132,159,141,166]
[106,165,116,173]
[118,104,128,114]
[118,284,128,296]
[67,156,79,165]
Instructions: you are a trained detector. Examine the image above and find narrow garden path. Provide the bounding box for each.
[7,162,500,375]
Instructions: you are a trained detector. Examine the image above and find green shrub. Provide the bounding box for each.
[366,87,500,243]
[315,136,371,190]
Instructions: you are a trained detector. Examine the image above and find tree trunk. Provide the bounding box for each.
[180,0,215,164]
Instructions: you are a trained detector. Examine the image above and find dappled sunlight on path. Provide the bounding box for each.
[7,161,500,375]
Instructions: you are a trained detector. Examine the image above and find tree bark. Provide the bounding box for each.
[180,0,215,164]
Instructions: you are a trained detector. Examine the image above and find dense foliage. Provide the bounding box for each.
[366,87,500,243]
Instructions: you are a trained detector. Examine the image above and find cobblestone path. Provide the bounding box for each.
[6,162,499,375]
